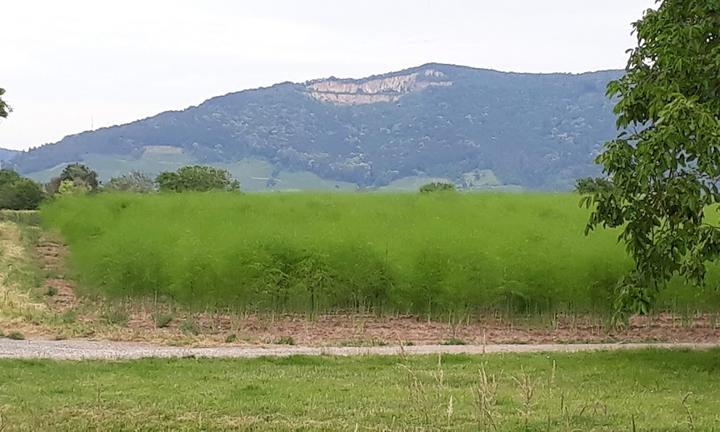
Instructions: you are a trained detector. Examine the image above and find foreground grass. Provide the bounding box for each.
[41,193,720,317]
[0,349,719,431]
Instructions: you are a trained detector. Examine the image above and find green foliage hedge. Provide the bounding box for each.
[419,182,456,193]
[41,193,720,316]
[0,169,44,210]
[156,165,240,192]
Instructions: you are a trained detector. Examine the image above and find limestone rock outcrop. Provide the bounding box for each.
[306,69,452,105]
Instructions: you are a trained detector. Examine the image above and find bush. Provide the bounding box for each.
[0,169,22,187]
[179,319,200,335]
[156,165,240,192]
[153,313,174,328]
[0,169,45,210]
[47,163,99,195]
[419,182,456,193]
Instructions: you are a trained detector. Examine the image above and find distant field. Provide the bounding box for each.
[1,349,719,430]
[22,150,515,192]
[40,193,720,316]
[24,153,359,192]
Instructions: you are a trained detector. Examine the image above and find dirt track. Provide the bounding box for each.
[0,339,717,361]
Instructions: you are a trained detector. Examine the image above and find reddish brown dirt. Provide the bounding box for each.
[170,312,720,346]
[36,236,78,312]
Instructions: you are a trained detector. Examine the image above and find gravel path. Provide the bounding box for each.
[0,339,717,360]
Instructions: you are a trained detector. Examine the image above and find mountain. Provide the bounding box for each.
[10,63,622,191]
[0,148,19,161]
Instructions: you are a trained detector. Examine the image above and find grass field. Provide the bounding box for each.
[40,192,720,317]
[0,349,718,431]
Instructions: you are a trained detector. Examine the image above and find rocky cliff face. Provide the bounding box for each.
[306,69,453,105]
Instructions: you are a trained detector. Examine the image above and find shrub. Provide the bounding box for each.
[156,166,240,192]
[0,169,22,187]
[47,164,99,195]
[419,182,456,193]
[0,169,45,210]
[153,313,174,328]
[179,319,200,335]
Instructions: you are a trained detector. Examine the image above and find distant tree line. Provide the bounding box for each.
[0,162,619,211]
[0,163,243,210]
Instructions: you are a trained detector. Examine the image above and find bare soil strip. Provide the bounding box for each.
[0,339,717,361]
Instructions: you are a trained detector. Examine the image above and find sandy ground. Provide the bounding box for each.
[0,338,718,361]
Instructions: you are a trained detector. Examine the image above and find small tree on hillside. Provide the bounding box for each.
[156,165,240,192]
[419,182,456,193]
[583,0,720,317]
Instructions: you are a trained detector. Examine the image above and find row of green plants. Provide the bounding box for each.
[41,192,720,317]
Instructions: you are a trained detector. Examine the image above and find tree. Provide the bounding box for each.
[0,169,22,187]
[60,163,99,190]
[58,179,89,195]
[156,165,240,192]
[419,182,456,193]
[47,163,99,194]
[105,171,156,193]
[0,169,45,210]
[583,1,720,317]
[0,88,10,118]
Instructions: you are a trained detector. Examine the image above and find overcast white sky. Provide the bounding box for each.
[0,0,656,150]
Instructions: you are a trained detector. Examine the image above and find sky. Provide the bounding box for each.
[0,0,657,151]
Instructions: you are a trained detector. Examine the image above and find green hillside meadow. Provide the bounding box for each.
[41,193,720,316]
